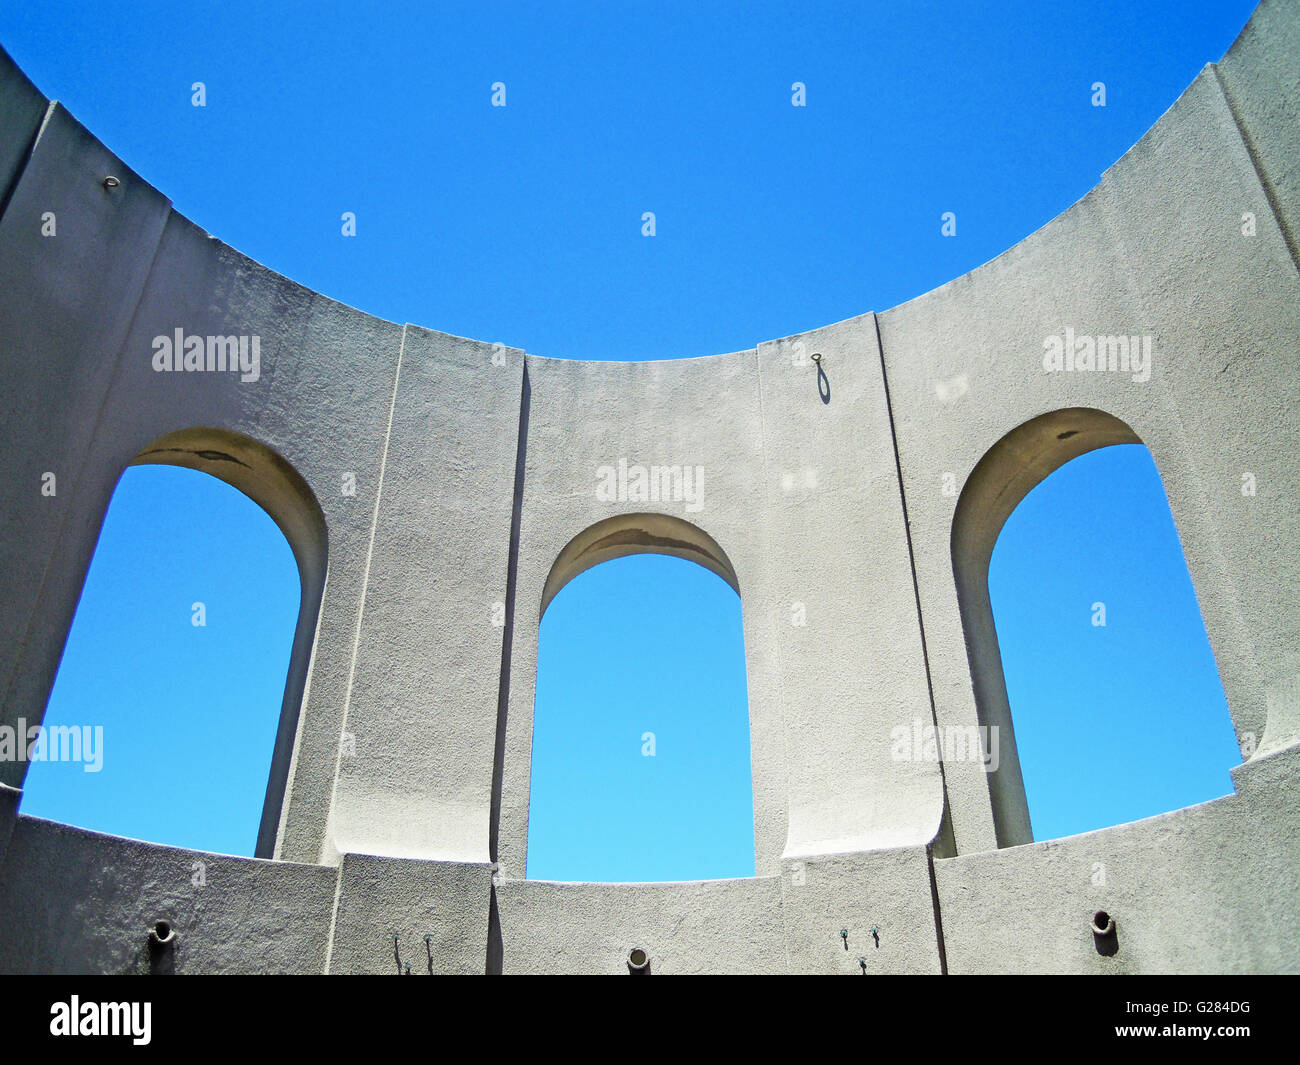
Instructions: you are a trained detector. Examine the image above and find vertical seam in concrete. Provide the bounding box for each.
[321,323,407,863]
[872,312,955,971]
[872,313,953,841]
[485,884,503,975]
[925,846,950,975]
[1210,63,1300,277]
[751,342,795,974]
[322,856,347,974]
[754,340,790,868]
[489,357,530,869]
[0,99,54,224]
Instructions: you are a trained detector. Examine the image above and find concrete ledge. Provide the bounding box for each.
[326,853,492,974]
[495,875,786,974]
[934,743,1300,974]
[0,815,337,974]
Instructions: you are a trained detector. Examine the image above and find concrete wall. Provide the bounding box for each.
[0,0,1296,973]
[935,745,1300,974]
[494,330,942,883]
[878,36,1300,854]
[0,817,337,975]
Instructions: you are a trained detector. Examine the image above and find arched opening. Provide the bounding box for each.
[527,514,754,882]
[952,408,1237,847]
[18,428,327,858]
[988,443,1239,841]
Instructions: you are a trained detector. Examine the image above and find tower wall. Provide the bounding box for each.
[0,0,1295,974]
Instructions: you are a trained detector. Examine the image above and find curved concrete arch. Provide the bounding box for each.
[528,512,752,882]
[539,512,741,618]
[951,408,1191,847]
[130,426,328,859]
[132,426,328,588]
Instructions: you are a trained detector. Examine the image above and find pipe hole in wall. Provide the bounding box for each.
[627,947,650,974]
[1091,910,1118,957]
[146,919,178,973]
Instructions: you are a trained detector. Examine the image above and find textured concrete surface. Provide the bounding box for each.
[323,325,522,866]
[0,0,1296,974]
[495,875,787,974]
[935,746,1300,974]
[0,817,337,974]
[775,847,943,975]
[0,783,19,873]
[326,853,493,975]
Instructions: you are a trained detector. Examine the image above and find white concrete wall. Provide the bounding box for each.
[0,0,1295,973]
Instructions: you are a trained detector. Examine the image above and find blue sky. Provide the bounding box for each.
[990,446,1239,842]
[3,1,1252,871]
[20,466,298,857]
[528,555,753,881]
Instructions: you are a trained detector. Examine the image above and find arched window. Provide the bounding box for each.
[19,428,326,858]
[527,516,754,882]
[953,409,1238,845]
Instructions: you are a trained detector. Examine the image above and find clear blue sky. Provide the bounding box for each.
[20,466,298,857]
[990,446,1239,842]
[4,0,1252,871]
[528,555,753,881]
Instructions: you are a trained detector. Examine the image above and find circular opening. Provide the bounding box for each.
[1091,910,1113,935]
[151,920,174,944]
[627,947,648,970]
